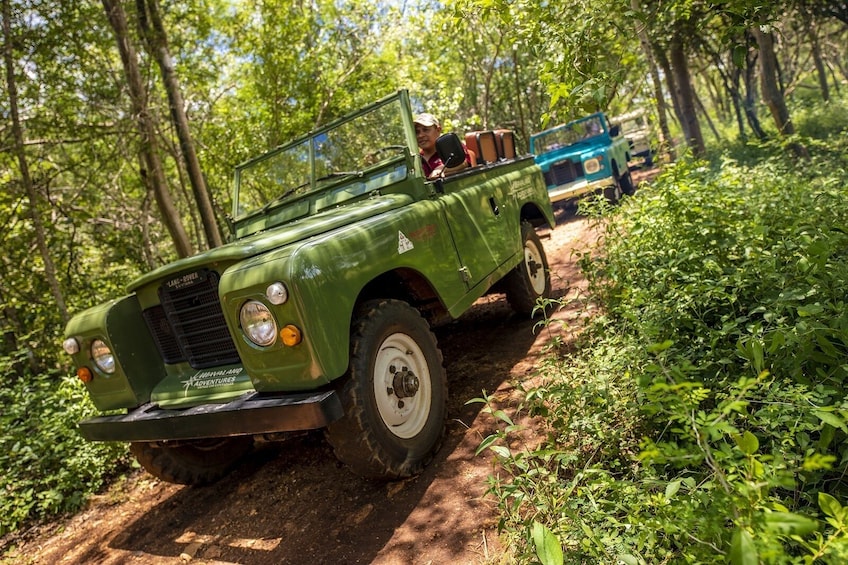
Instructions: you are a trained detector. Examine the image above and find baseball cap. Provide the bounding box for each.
[413,113,440,128]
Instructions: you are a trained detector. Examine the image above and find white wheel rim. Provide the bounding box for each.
[373,332,432,439]
[524,239,546,296]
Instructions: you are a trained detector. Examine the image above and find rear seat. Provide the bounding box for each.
[494,130,516,159]
[465,129,516,165]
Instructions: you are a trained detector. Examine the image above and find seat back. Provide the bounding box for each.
[465,131,498,165]
[494,129,516,160]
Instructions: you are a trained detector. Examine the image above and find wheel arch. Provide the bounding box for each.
[520,201,553,229]
[355,267,452,328]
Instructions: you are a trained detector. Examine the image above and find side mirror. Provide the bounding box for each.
[435,133,466,168]
[609,124,621,137]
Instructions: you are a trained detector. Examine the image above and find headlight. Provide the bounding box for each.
[62,337,80,355]
[584,157,601,174]
[266,282,288,305]
[240,300,278,346]
[91,339,116,374]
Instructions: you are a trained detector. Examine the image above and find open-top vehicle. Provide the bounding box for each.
[611,108,655,168]
[529,112,634,205]
[62,90,555,484]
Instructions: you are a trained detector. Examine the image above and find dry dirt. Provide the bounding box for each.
[2,195,626,565]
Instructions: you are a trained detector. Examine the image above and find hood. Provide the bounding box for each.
[535,140,608,166]
[127,192,413,292]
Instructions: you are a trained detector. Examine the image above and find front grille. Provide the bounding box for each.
[142,305,183,363]
[545,159,584,187]
[142,269,241,369]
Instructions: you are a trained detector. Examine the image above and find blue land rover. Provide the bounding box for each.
[529,112,634,205]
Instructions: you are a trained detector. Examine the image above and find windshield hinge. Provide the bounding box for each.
[458,266,472,282]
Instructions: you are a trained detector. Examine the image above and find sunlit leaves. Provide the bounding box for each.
[481,122,848,562]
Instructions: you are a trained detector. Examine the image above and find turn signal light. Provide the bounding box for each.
[77,367,93,383]
[280,324,302,346]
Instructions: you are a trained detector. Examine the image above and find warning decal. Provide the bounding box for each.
[398,230,414,254]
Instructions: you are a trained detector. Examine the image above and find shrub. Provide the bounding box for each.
[480,135,848,563]
[0,369,130,537]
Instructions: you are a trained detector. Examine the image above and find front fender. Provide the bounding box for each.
[220,198,464,392]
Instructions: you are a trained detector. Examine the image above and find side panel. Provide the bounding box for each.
[437,167,519,290]
[609,137,632,175]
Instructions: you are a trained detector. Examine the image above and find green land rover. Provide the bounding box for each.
[62,90,555,484]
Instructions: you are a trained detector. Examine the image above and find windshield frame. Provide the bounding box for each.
[530,113,608,154]
[232,90,417,221]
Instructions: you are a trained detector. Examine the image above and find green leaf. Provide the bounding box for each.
[490,445,511,458]
[819,492,843,519]
[813,410,848,434]
[763,511,818,535]
[733,431,759,455]
[797,304,824,317]
[751,339,764,372]
[665,480,681,500]
[730,528,758,565]
[491,409,514,426]
[646,340,674,354]
[531,521,564,565]
[475,434,500,456]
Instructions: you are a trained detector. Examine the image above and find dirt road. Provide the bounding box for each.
[4,210,602,565]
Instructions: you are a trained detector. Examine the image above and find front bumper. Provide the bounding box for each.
[548,177,614,203]
[79,389,343,442]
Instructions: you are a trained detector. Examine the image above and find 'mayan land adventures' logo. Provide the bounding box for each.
[182,367,245,396]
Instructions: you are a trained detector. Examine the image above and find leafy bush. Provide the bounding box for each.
[0,368,130,537]
[479,134,848,563]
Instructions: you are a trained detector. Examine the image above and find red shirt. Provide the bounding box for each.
[421,145,473,177]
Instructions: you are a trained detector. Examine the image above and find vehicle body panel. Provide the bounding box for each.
[611,109,654,163]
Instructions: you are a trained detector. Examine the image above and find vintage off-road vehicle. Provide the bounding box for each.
[529,112,634,205]
[611,109,654,168]
[61,90,555,484]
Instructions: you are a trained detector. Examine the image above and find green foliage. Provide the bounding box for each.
[0,371,130,537]
[2,0,844,548]
[480,125,848,562]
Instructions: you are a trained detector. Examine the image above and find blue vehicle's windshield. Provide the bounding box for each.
[531,115,605,154]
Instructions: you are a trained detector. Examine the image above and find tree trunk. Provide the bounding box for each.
[743,37,767,140]
[655,47,683,133]
[631,0,673,161]
[511,48,528,146]
[136,0,223,248]
[101,0,193,258]
[729,63,746,141]
[803,10,830,102]
[694,91,721,142]
[669,33,705,158]
[480,32,503,129]
[753,27,809,158]
[2,0,69,328]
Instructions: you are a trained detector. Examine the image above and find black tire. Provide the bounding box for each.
[618,168,636,196]
[325,299,447,479]
[130,436,253,485]
[504,221,552,315]
[604,182,622,203]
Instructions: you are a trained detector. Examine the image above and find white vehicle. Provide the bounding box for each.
[612,109,654,168]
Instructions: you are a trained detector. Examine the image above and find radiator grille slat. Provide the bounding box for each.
[142,269,241,369]
[545,159,584,187]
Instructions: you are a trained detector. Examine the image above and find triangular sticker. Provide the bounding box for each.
[398,231,414,254]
